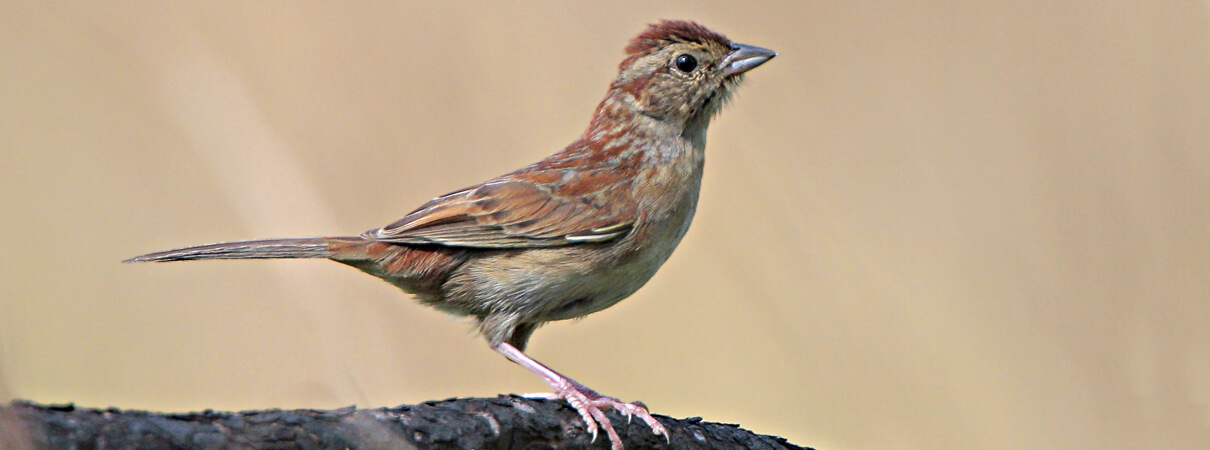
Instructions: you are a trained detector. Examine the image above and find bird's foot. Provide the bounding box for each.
[524,382,668,449]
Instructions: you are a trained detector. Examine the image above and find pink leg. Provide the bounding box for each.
[493,342,668,449]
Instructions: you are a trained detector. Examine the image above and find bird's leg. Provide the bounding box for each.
[493,342,668,449]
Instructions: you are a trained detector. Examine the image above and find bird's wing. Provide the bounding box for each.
[364,169,636,248]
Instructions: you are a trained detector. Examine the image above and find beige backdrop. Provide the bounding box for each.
[2,1,1208,448]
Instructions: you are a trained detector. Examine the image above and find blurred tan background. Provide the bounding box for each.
[2,1,1209,448]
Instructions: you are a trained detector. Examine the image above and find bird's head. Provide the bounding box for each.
[593,20,776,135]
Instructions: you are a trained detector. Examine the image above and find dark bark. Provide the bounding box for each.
[1,396,811,449]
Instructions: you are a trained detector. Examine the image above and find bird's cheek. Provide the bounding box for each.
[641,87,686,118]
[646,100,669,118]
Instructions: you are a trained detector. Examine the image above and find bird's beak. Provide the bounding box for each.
[720,43,777,77]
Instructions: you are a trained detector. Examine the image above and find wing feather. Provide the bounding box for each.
[364,169,636,248]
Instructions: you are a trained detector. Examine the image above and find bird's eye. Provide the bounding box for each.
[674,54,698,73]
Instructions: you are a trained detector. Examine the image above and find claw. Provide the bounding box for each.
[533,382,664,449]
[560,387,664,449]
[494,342,670,449]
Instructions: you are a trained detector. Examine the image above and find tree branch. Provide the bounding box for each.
[2,396,810,449]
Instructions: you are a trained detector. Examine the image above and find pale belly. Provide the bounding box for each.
[438,195,698,324]
[437,141,705,325]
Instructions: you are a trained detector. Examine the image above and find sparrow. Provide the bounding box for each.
[128,19,775,449]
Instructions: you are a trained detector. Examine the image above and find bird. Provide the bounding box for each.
[127,19,775,449]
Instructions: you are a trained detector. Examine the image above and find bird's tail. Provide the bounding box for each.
[124,237,341,263]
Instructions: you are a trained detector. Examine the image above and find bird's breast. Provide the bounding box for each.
[439,139,706,323]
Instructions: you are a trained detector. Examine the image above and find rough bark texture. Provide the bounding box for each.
[1,396,811,449]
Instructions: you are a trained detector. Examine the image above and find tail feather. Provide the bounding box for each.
[125,238,333,262]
